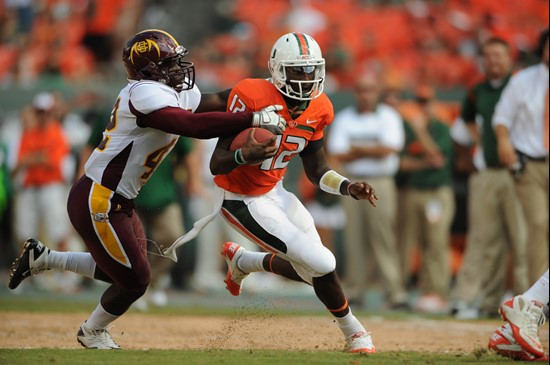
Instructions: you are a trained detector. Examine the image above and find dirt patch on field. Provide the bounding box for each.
[0,312,548,353]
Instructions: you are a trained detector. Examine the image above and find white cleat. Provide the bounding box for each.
[77,323,121,349]
[8,238,50,290]
[220,242,249,296]
[500,295,546,357]
[344,331,376,354]
[488,323,547,361]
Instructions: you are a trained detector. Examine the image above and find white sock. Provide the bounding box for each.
[523,269,549,304]
[47,251,96,279]
[236,251,269,273]
[85,302,119,330]
[335,309,366,339]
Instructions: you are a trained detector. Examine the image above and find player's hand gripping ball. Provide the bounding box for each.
[230,128,277,165]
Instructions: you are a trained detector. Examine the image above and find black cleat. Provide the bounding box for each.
[8,238,49,290]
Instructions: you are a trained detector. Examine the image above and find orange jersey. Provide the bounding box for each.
[18,121,69,187]
[214,79,334,195]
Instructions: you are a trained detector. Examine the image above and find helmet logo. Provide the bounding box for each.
[130,39,161,64]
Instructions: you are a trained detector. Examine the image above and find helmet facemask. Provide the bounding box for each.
[283,63,325,100]
[271,60,325,100]
[138,45,195,92]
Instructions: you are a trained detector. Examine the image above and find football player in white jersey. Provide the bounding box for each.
[7,29,286,349]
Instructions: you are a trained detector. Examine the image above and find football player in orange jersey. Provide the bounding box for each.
[211,33,378,353]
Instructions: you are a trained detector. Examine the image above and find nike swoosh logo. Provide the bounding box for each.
[306,119,317,124]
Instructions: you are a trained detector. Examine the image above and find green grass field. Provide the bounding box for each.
[0,349,513,365]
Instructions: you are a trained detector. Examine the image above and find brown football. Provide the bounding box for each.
[230,128,275,151]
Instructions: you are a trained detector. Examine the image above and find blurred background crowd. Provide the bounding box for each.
[0,0,548,316]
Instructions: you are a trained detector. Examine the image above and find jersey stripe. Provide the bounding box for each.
[100,141,133,192]
[221,199,288,254]
[221,208,277,254]
[293,33,310,56]
[88,182,131,268]
[296,125,315,133]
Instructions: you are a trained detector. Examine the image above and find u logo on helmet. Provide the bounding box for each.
[130,39,161,64]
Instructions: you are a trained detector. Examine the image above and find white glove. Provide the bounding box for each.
[252,105,286,135]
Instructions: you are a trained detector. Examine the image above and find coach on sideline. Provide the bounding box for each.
[493,28,549,283]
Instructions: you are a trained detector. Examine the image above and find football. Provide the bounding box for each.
[230,127,275,151]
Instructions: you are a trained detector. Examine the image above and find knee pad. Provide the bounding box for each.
[305,246,336,277]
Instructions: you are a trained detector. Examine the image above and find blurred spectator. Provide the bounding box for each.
[0,140,14,272]
[284,0,327,38]
[11,92,72,288]
[1,0,548,90]
[493,29,549,284]
[0,141,11,225]
[399,86,454,313]
[327,72,407,309]
[82,0,140,69]
[451,37,528,320]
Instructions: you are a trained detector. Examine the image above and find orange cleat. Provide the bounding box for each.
[220,242,249,296]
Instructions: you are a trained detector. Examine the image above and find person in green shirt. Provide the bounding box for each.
[451,37,528,320]
[0,141,14,271]
[399,86,455,313]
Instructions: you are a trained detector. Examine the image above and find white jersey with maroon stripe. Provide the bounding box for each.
[85,79,201,199]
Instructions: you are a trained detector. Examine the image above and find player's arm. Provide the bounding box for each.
[493,75,520,167]
[209,130,278,175]
[301,139,378,207]
[130,83,285,137]
[196,89,232,113]
[461,87,480,143]
[136,106,285,139]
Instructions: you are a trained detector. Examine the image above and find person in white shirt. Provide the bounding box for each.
[450,38,529,320]
[493,29,549,284]
[328,72,408,309]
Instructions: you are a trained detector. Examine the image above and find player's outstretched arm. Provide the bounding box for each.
[301,143,378,207]
[210,130,278,175]
[136,105,286,139]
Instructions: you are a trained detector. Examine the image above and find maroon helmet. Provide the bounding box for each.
[122,29,195,91]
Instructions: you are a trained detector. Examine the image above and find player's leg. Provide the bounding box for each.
[68,177,150,349]
[514,162,549,283]
[500,171,529,294]
[8,180,109,289]
[220,190,335,292]
[452,172,504,317]
[221,186,374,353]
[417,187,454,312]
[280,189,374,352]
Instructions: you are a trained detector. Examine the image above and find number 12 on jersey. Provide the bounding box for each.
[260,135,306,171]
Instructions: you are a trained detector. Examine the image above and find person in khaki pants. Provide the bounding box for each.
[493,29,549,284]
[451,38,529,319]
[327,73,408,309]
[399,87,454,313]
